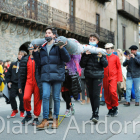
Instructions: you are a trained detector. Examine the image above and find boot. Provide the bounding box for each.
[112,107,119,117]
[49,111,53,120]
[51,119,58,129]
[123,102,130,106]
[36,119,49,130]
[106,109,113,117]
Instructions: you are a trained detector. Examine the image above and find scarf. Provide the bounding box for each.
[107,52,112,56]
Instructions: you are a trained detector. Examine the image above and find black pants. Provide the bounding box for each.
[62,91,71,110]
[85,78,102,117]
[10,83,24,112]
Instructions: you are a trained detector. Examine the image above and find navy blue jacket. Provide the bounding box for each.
[123,53,140,78]
[33,43,71,82]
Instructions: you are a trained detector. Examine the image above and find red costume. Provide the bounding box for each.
[103,54,122,109]
[23,56,42,116]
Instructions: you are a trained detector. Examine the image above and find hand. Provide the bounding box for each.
[59,41,67,49]
[86,50,91,55]
[126,55,130,60]
[130,54,135,58]
[97,52,102,58]
[8,82,12,88]
[34,46,39,52]
[19,89,22,94]
[117,81,121,84]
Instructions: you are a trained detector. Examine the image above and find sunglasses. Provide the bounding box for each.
[105,48,111,50]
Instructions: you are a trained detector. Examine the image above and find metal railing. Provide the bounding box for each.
[0,0,114,43]
[118,0,139,20]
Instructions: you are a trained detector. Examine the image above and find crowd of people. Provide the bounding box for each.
[0,27,140,129]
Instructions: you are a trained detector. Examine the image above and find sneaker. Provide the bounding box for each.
[21,115,32,125]
[90,114,94,121]
[20,111,25,118]
[11,110,18,118]
[32,118,40,126]
[92,116,99,123]
[106,109,113,117]
[112,107,119,117]
[71,103,75,115]
[64,109,71,118]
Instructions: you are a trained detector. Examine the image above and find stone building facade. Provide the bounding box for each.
[117,0,139,50]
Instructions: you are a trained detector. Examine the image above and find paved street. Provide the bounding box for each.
[0,96,140,140]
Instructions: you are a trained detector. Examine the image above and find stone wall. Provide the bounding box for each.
[0,21,45,61]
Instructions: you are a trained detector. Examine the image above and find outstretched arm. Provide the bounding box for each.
[33,48,41,66]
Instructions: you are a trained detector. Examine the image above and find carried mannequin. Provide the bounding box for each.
[30,36,107,55]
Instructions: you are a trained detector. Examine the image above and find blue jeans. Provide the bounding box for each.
[101,82,105,101]
[42,81,62,119]
[101,88,105,101]
[126,77,140,102]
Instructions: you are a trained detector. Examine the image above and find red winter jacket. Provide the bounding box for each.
[104,54,123,82]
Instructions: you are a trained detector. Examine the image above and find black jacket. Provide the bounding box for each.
[18,55,42,99]
[123,53,140,78]
[80,53,108,79]
[6,61,19,84]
